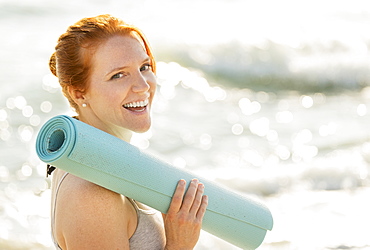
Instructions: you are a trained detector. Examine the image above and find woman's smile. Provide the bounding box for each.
[123,99,149,112]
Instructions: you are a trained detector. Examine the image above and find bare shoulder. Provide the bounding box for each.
[58,174,121,205]
[55,173,136,249]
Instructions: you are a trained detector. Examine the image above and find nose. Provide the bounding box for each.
[132,71,151,93]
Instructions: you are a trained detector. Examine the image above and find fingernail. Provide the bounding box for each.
[204,195,208,203]
[179,179,186,186]
[192,179,199,184]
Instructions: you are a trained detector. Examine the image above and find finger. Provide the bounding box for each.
[181,179,199,211]
[167,179,186,213]
[196,195,208,220]
[189,183,205,215]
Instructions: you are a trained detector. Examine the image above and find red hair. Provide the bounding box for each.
[49,14,156,112]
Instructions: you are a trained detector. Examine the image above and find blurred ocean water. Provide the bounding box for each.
[1,0,370,249]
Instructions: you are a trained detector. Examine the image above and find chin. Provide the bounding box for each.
[132,123,151,134]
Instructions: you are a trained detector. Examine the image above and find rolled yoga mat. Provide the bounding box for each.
[36,115,273,249]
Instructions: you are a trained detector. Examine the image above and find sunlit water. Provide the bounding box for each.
[1,0,370,249]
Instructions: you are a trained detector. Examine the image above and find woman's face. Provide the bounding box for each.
[80,35,156,139]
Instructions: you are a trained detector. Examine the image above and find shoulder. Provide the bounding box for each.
[55,173,136,249]
[56,173,121,210]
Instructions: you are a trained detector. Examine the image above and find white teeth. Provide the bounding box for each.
[123,99,149,108]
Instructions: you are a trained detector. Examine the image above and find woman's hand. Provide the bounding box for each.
[163,179,208,250]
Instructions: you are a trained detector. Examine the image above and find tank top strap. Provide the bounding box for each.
[127,198,141,212]
[51,172,69,250]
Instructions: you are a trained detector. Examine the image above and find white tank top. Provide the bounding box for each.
[51,172,166,249]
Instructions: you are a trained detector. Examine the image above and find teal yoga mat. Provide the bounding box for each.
[36,115,273,249]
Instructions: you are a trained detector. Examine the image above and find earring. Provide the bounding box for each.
[82,103,87,108]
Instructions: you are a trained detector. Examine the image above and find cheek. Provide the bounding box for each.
[89,87,121,107]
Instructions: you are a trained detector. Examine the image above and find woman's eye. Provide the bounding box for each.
[140,64,152,72]
[111,72,124,80]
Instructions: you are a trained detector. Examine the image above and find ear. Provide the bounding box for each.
[67,86,87,107]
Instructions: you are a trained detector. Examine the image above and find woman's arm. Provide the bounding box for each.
[55,175,135,249]
[163,179,208,250]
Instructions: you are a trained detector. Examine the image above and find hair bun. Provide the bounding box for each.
[49,52,57,77]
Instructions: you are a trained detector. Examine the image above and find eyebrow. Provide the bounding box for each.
[105,56,151,77]
[105,66,128,77]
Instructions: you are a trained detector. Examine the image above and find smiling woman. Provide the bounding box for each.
[47,14,208,250]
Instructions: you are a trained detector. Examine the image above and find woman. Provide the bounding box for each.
[48,14,208,249]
